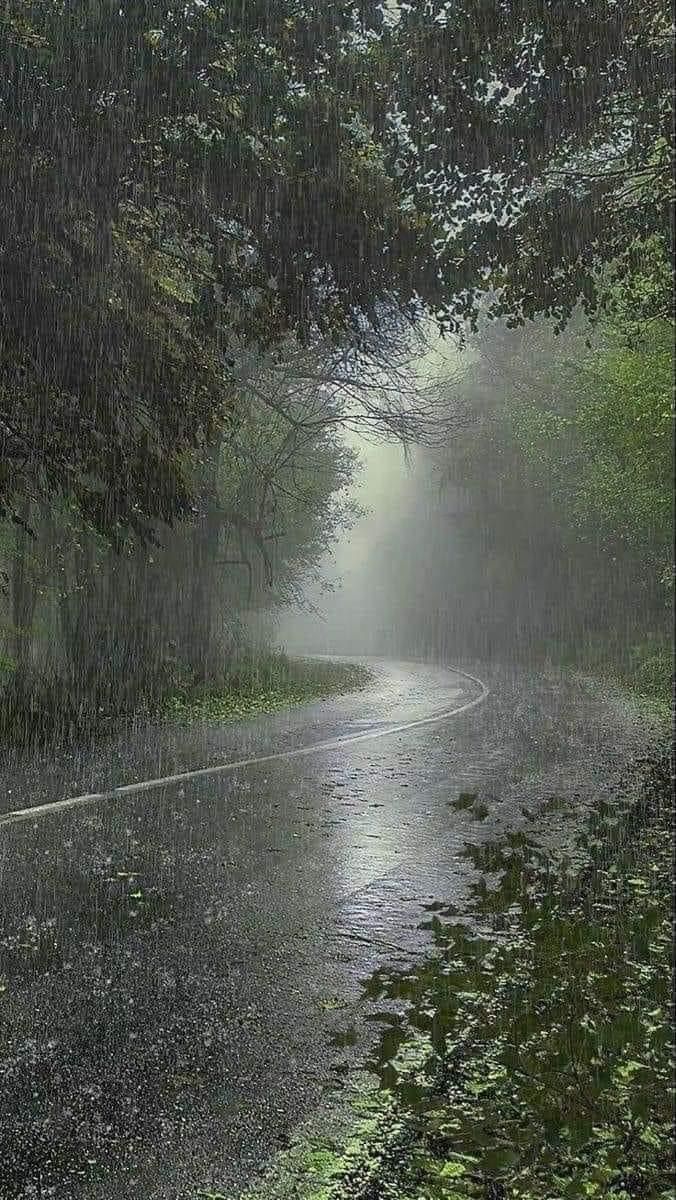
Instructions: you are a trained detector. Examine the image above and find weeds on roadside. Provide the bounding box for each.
[163,653,373,724]
[333,752,675,1200]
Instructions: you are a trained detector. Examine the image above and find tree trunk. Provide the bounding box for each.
[11,501,36,677]
[186,446,223,682]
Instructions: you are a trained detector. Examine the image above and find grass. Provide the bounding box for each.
[0,649,373,749]
[162,651,374,725]
[545,632,674,725]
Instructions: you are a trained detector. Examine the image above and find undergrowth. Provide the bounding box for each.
[547,632,674,721]
[0,650,373,748]
[247,747,674,1200]
[337,750,674,1200]
[163,653,373,724]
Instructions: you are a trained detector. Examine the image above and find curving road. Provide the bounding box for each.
[0,658,648,1199]
[0,659,488,828]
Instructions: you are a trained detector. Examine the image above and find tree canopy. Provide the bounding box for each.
[1,0,673,536]
[395,0,673,325]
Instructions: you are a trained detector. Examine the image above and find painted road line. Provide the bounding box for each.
[0,667,489,828]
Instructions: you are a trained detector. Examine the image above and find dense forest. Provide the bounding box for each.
[0,7,674,1200]
[1,0,673,745]
[366,242,673,694]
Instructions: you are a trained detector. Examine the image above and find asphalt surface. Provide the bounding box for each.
[0,658,655,1199]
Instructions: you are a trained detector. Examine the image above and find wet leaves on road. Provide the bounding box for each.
[316,996,349,1013]
[449,792,478,810]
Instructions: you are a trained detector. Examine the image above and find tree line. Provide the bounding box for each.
[1,0,672,742]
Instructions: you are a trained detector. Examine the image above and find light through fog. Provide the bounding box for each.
[276,431,411,655]
[276,332,470,660]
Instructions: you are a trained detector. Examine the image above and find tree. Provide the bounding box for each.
[393,0,674,327]
[0,1,446,535]
[2,0,672,537]
[413,249,674,668]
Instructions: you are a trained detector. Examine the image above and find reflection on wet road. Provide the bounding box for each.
[0,660,486,828]
[6,657,647,1200]
[0,660,510,1199]
[0,659,480,820]
[0,654,653,1200]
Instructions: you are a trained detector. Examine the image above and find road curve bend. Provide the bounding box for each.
[0,657,488,827]
[1,657,499,1200]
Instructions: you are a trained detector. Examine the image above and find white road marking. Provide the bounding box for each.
[0,667,489,828]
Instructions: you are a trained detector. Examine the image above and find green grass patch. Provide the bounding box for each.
[163,652,373,725]
[546,631,674,721]
[238,1077,397,1200]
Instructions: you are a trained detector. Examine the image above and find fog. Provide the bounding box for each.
[0,6,673,1197]
[275,432,413,657]
[275,335,471,662]
[276,316,673,685]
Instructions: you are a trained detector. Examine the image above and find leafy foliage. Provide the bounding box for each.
[395,248,675,671]
[1,0,673,533]
[0,0,673,740]
[0,0,444,532]
[454,315,673,581]
[0,400,362,745]
[394,0,674,329]
[330,752,675,1200]
[163,653,372,724]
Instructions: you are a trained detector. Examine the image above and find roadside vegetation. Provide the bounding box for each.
[372,235,674,705]
[245,746,673,1200]
[163,653,373,724]
[0,643,372,748]
[1,0,672,754]
[347,754,674,1200]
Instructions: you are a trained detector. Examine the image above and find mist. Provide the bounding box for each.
[277,316,673,688]
[275,432,413,657]
[0,5,673,1198]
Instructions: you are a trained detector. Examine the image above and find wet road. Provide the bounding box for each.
[0,658,650,1199]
